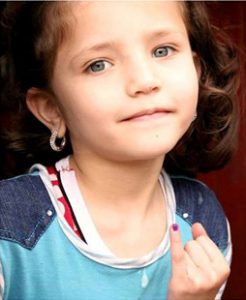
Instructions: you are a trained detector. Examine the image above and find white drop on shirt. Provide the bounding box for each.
[141,269,149,288]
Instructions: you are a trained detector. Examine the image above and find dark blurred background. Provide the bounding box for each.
[199,2,246,299]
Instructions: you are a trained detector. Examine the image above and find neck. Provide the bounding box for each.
[70,153,165,215]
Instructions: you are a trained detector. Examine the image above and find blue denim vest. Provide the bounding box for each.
[0,173,229,300]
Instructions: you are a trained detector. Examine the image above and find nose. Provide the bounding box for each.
[125,60,161,97]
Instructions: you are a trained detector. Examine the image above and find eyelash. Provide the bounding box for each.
[85,45,175,74]
[86,60,113,74]
[152,45,175,58]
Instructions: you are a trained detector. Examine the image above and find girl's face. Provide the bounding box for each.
[51,1,199,162]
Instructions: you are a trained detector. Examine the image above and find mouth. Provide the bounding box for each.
[122,108,173,122]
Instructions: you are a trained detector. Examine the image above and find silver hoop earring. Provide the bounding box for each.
[49,130,66,152]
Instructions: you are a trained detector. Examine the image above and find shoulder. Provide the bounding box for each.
[170,175,229,251]
[0,174,56,249]
[0,172,46,196]
[0,173,52,211]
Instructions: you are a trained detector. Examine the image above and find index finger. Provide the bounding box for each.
[169,223,186,276]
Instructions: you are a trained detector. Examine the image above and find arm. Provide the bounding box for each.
[167,223,230,300]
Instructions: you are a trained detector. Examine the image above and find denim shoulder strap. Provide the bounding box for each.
[0,174,56,249]
[171,175,228,251]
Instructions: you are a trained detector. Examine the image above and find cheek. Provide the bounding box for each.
[177,65,199,110]
[171,67,199,128]
[166,55,199,95]
[61,94,116,136]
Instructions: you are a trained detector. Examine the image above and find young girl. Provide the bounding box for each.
[0,2,239,300]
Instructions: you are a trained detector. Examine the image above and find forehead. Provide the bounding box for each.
[52,1,188,68]
[67,1,187,41]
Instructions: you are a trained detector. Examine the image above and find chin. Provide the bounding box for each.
[136,140,177,158]
[99,136,179,162]
[113,146,173,162]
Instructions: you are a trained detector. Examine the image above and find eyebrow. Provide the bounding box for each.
[70,41,117,65]
[71,29,186,63]
[77,42,115,57]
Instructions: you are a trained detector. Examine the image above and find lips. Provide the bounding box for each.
[122,108,172,122]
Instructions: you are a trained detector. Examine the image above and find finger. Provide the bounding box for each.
[192,222,208,240]
[184,251,198,271]
[192,223,226,264]
[184,239,212,270]
[187,237,230,286]
[184,251,202,278]
[169,223,186,276]
[195,235,228,266]
[191,225,230,281]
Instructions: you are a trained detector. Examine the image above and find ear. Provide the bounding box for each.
[26,87,66,137]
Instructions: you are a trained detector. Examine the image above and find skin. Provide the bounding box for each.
[26,2,230,299]
[168,223,230,300]
[51,2,199,162]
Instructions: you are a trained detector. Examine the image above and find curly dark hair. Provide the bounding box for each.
[0,1,240,178]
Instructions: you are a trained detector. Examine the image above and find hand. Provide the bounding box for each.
[167,222,230,300]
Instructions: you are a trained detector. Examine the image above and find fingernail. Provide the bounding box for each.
[172,223,179,232]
